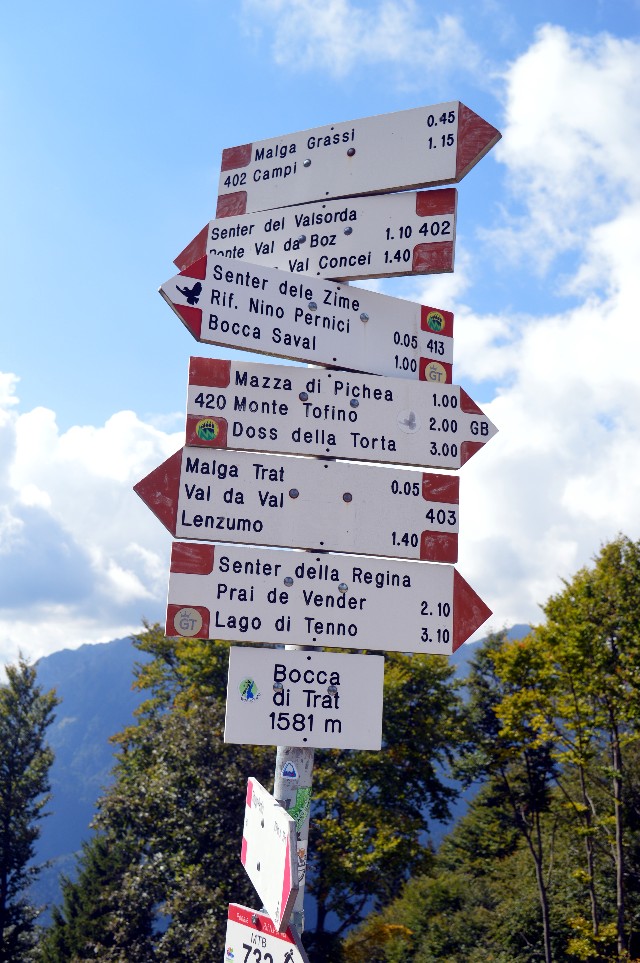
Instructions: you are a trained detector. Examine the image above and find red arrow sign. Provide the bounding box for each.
[160,253,454,384]
[184,357,496,470]
[174,188,456,282]
[166,541,492,655]
[217,101,500,215]
[134,447,460,563]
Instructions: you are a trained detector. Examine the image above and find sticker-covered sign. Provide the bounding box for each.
[184,357,496,470]
[134,447,460,563]
[216,101,500,214]
[225,647,384,750]
[175,188,456,282]
[165,542,492,655]
[241,779,298,932]
[224,904,310,963]
[160,252,454,384]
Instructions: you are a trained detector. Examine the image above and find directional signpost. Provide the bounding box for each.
[216,101,500,215]
[224,904,310,963]
[175,187,457,281]
[135,98,500,944]
[165,542,493,656]
[225,647,384,750]
[134,447,460,562]
[184,356,496,469]
[160,253,454,383]
[241,778,299,932]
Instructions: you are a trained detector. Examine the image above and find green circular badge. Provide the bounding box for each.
[239,678,260,702]
[195,418,220,442]
[427,310,445,332]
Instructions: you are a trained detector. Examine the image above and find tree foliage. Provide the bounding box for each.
[0,658,58,962]
[346,537,640,962]
[40,628,464,962]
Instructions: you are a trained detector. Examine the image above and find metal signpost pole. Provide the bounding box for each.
[273,719,314,932]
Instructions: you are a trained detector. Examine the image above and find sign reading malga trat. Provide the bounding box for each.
[160,252,454,384]
[241,778,298,932]
[175,188,457,282]
[185,357,496,470]
[224,904,310,963]
[216,101,501,215]
[225,647,384,751]
[134,447,460,563]
[165,542,492,655]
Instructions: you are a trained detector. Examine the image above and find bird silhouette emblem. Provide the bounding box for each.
[176,281,202,305]
[399,410,417,430]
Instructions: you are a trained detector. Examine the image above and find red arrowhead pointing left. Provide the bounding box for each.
[133,450,181,535]
[452,570,492,651]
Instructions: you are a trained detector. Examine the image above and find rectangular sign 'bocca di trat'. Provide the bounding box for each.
[225,647,384,751]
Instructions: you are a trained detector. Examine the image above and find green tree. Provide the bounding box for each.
[0,658,59,962]
[42,629,465,962]
[39,626,272,961]
[459,631,560,963]
[305,650,464,961]
[496,536,640,958]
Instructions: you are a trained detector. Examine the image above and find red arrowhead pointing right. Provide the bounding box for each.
[452,569,492,651]
[133,450,181,535]
[456,103,501,181]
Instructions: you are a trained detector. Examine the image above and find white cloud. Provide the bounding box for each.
[3,23,640,663]
[486,25,640,275]
[0,384,180,664]
[449,27,640,637]
[240,0,485,85]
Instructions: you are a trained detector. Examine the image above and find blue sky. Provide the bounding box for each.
[1,0,639,662]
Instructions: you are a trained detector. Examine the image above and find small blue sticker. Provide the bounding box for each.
[282,761,298,778]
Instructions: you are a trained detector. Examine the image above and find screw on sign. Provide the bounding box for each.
[216,101,500,214]
[174,187,457,282]
[159,252,455,383]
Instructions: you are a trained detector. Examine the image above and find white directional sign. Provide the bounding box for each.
[184,357,496,470]
[225,647,384,750]
[134,447,460,563]
[216,101,500,215]
[160,252,454,384]
[166,542,492,655]
[224,904,310,963]
[241,778,298,932]
[175,188,456,282]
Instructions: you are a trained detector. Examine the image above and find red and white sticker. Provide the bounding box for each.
[224,904,309,963]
